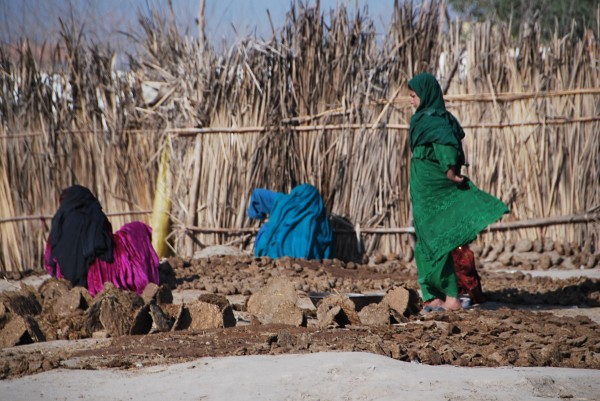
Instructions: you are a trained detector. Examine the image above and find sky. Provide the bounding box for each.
[0,0,400,50]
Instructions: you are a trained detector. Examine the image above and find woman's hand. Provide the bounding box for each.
[447,167,465,184]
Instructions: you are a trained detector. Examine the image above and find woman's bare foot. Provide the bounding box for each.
[443,296,463,310]
[423,298,444,308]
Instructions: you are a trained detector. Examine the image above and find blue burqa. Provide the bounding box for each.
[248,184,332,260]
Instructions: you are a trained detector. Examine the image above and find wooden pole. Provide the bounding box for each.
[3,114,600,139]
[0,210,152,223]
[197,0,207,65]
[487,213,599,231]
[178,212,599,235]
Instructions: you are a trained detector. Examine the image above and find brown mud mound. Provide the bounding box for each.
[1,254,599,379]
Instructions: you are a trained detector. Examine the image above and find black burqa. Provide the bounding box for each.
[48,185,114,287]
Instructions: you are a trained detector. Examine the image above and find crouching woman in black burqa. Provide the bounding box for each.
[45,185,159,296]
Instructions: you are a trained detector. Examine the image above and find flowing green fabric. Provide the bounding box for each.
[408,73,509,301]
[415,249,459,301]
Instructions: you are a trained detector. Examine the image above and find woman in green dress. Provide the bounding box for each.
[407,73,509,310]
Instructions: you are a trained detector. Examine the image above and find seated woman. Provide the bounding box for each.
[45,185,160,297]
[248,183,333,260]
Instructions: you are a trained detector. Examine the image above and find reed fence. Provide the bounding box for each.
[0,1,598,271]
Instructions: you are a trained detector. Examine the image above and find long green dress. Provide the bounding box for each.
[408,73,509,302]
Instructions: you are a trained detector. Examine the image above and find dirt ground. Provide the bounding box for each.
[1,245,600,381]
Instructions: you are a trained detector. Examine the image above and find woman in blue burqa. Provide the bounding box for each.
[247,183,333,260]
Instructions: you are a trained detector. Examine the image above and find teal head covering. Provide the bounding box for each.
[408,73,465,164]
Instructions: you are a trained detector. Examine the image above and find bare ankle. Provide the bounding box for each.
[424,298,444,307]
[443,297,462,310]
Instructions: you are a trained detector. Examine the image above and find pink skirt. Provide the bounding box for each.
[45,221,160,297]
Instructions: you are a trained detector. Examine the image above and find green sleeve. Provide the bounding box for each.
[433,143,459,169]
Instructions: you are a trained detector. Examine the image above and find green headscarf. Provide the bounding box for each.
[408,73,465,164]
